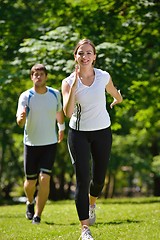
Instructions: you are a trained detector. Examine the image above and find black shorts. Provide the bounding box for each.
[24,143,57,180]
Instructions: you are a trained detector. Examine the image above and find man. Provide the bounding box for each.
[16,64,65,224]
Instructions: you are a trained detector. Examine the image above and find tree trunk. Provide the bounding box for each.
[153,176,160,196]
[104,173,115,198]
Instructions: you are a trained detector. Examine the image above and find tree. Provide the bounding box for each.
[0,0,159,200]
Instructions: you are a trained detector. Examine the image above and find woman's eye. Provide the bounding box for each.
[77,51,93,56]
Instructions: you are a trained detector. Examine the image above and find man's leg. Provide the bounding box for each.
[32,143,57,223]
[34,173,50,217]
[24,178,37,220]
[24,179,37,203]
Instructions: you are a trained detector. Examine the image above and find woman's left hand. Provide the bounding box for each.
[110,90,121,109]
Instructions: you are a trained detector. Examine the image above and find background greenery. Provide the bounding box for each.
[0,0,160,201]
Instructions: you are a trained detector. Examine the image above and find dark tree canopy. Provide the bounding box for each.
[0,0,160,200]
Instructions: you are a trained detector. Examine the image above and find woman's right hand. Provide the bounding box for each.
[61,65,79,118]
[72,65,79,89]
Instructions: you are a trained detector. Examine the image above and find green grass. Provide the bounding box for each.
[0,197,160,240]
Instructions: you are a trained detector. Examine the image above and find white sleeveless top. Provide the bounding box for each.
[65,68,111,131]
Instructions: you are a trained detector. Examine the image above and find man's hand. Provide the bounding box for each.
[58,130,64,143]
[17,106,27,127]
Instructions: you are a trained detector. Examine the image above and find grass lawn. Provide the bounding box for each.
[0,197,160,240]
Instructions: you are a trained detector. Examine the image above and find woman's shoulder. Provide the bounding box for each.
[94,68,110,76]
[63,72,75,85]
[94,68,110,81]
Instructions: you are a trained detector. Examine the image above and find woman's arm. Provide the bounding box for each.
[106,77,123,108]
[61,66,78,118]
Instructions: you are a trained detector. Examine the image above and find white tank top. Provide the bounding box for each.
[65,68,111,131]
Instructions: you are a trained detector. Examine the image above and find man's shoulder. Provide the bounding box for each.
[47,86,60,93]
[47,86,60,101]
[19,88,33,98]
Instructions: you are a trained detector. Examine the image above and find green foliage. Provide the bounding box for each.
[15,25,80,81]
[0,0,160,199]
[152,155,160,177]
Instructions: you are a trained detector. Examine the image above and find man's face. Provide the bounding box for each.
[31,70,47,87]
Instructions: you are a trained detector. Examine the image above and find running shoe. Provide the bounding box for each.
[81,226,94,240]
[26,201,35,220]
[89,204,96,226]
[32,215,41,224]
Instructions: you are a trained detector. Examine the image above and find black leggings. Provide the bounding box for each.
[68,127,112,221]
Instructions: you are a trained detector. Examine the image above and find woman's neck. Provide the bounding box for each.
[78,67,95,86]
[78,66,95,79]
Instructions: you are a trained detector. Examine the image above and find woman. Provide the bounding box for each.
[61,39,122,240]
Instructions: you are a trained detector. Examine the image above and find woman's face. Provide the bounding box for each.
[74,43,96,67]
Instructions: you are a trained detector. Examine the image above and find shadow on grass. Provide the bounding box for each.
[44,219,142,227]
[45,221,78,226]
[97,219,142,226]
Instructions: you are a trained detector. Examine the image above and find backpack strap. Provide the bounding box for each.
[47,87,58,101]
[26,89,34,116]
[47,87,58,110]
[27,87,58,115]
[28,89,34,106]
